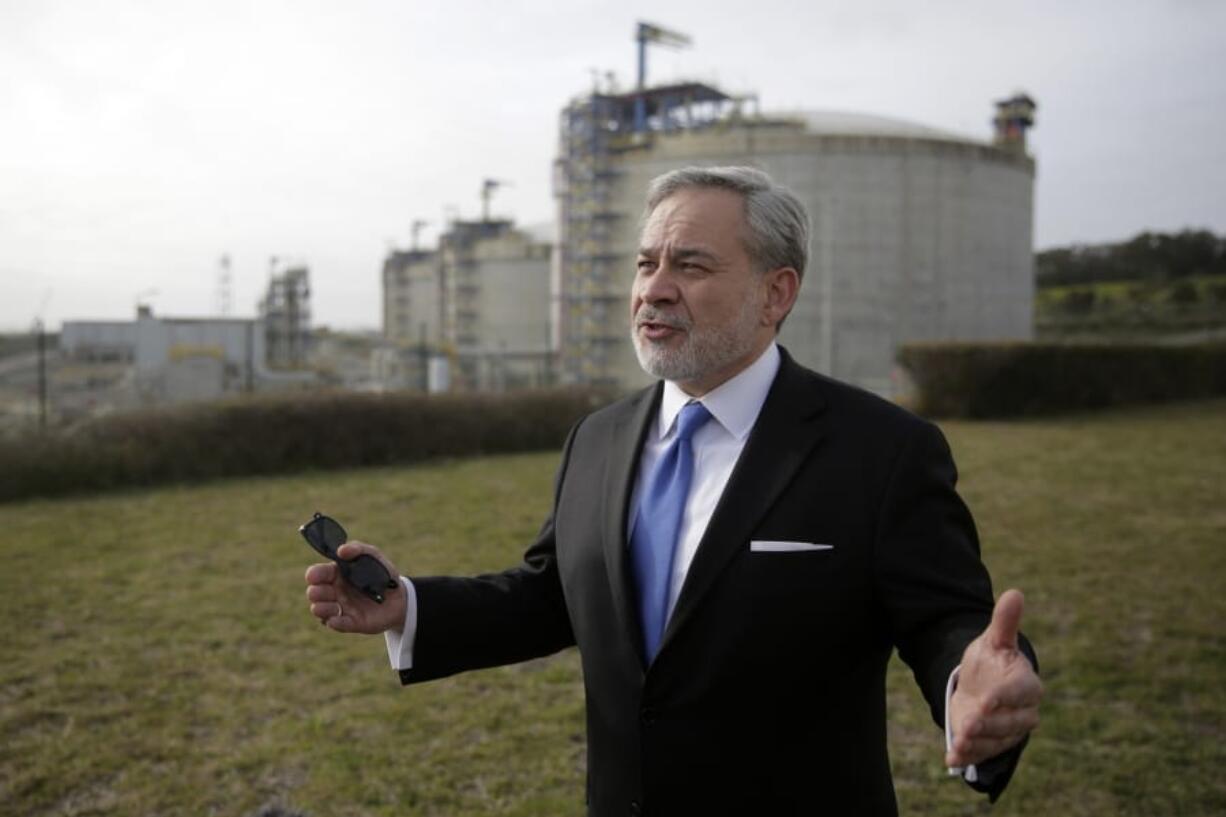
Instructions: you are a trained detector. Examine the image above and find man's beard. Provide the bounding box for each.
[631,288,762,385]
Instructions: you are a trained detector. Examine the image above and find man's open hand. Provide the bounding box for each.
[947,589,1042,767]
[305,541,407,634]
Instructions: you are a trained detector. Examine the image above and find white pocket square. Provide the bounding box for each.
[749,540,834,553]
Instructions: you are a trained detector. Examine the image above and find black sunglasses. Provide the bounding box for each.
[299,512,398,604]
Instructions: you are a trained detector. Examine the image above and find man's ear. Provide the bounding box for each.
[761,266,801,328]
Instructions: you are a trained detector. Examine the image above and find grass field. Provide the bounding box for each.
[1034,274,1226,336]
[1035,273,1226,308]
[2,400,1224,816]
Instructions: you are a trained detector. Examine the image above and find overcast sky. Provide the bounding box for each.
[3,0,1224,332]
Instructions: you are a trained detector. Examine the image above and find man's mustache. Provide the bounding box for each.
[634,306,691,330]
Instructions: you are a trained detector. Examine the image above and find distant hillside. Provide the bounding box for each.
[1035,230,1226,338]
[1037,229,1226,287]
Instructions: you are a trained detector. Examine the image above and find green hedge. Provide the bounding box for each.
[0,388,613,503]
[896,341,1226,418]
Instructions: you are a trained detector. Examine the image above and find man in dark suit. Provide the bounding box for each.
[306,166,1041,816]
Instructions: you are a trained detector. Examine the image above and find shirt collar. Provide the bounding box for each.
[656,343,781,442]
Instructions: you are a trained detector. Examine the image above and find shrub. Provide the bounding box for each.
[1169,280,1200,307]
[0,388,614,502]
[1059,288,1096,314]
[896,341,1226,418]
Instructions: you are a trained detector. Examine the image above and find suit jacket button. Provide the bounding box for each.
[629,800,642,816]
[640,707,657,725]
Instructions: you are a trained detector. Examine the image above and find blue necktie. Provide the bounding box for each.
[631,400,713,663]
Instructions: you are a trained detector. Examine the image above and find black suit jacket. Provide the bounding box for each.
[403,349,1034,816]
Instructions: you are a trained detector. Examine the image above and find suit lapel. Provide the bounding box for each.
[602,382,661,668]
[658,353,829,658]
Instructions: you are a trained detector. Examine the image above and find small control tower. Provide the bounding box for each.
[993,92,1037,153]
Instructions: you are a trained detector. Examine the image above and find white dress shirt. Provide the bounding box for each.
[628,342,780,623]
[384,344,779,671]
[383,341,975,779]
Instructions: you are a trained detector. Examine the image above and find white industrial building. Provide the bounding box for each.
[383,248,441,349]
[554,80,1037,394]
[60,321,138,362]
[61,306,315,406]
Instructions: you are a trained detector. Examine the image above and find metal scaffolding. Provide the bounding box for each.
[260,263,311,369]
[554,81,734,385]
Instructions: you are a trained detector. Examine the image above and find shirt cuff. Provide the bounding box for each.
[383,575,418,671]
[944,664,979,783]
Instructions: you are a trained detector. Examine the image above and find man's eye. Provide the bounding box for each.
[636,260,656,272]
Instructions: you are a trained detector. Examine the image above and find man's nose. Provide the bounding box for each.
[637,263,680,304]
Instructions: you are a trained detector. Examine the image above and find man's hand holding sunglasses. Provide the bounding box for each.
[305,541,406,635]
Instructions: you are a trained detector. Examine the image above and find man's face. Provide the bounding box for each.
[631,187,779,395]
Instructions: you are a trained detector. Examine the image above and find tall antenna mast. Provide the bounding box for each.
[216,254,233,316]
[411,219,429,251]
[636,21,691,90]
[481,179,510,222]
[634,21,691,131]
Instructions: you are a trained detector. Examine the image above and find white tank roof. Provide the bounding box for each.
[789,110,978,144]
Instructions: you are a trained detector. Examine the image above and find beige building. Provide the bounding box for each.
[383,249,440,347]
[554,83,1037,395]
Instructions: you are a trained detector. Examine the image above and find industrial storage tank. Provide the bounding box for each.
[554,82,1036,395]
[379,219,553,391]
